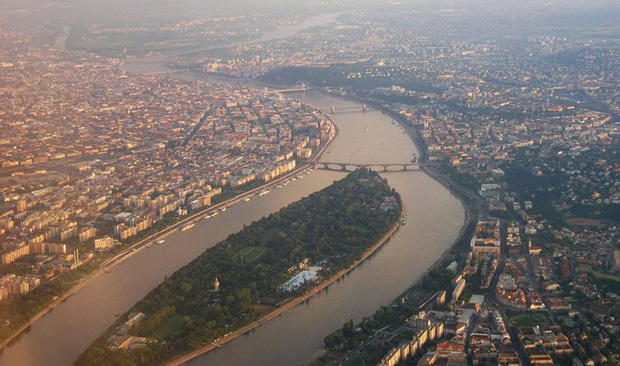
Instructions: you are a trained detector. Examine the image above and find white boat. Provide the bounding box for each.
[243,197,251,202]
[180,223,195,232]
[258,189,270,197]
[156,240,165,245]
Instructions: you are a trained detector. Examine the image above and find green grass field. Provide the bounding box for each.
[150,314,185,340]
[359,179,379,189]
[233,247,268,262]
[577,265,620,282]
[507,312,550,327]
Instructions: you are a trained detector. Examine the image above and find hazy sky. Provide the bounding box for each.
[1,0,619,32]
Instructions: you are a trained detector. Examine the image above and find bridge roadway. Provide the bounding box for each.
[264,83,309,94]
[314,161,421,172]
[261,85,370,113]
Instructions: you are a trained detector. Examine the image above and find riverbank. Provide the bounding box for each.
[0,114,337,354]
[301,110,481,366]
[318,91,482,304]
[187,70,428,164]
[0,12,468,365]
[192,70,481,296]
[318,94,479,299]
[165,202,405,366]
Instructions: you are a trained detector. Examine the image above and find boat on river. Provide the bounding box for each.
[180,223,195,232]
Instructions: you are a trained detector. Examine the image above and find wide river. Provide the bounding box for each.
[0,13,465,366]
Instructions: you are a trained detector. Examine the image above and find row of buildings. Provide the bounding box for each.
[0,27,334,305]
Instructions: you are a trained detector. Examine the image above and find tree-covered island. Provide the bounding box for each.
[76,169,402,366]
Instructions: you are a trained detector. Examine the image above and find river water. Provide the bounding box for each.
[186,92,465,366]
[53,26,70,50]
[0,13,465,366]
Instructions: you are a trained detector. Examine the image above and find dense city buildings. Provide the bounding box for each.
[0,18,335,343]
[1,0,620,365]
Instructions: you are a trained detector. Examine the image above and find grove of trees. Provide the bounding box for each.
[76,169,401,366]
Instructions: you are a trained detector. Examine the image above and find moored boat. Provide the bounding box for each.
[180,223,195,232]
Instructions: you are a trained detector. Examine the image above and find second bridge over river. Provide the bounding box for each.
[263,84,370,113]
[313,161,421,172]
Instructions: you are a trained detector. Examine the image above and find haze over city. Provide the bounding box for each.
[0,0,619,365]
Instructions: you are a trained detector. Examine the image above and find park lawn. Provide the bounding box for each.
[150,314,185,340]
[233,246,268,262]
[359,179,379,189]
[577,265,620,282]
[507,313,550,327]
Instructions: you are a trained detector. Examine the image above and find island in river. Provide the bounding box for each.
[76,169,403,366]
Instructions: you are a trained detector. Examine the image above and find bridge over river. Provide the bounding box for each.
[264,83,310,94]
[313,161,421,172]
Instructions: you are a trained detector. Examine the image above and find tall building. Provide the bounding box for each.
[15,199,27,213]
[79,227,97,242]
[452,279,466,302]
[94,237,115,250]
[1,245,30,264]
[29,242,47,255]
[561,256,571,279]
[48,243,67,254]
